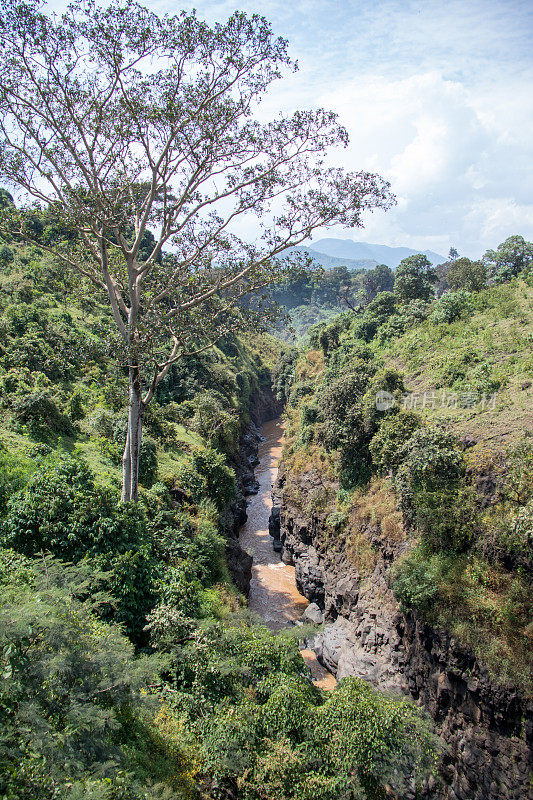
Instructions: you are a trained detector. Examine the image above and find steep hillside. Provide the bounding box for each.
[374,281,533,448]
[273,274,533,799]
[0,241,440,800]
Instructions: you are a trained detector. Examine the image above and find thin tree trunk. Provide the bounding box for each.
[122,365,143,502]
[121,423,131,502]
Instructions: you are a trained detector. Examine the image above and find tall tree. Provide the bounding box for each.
[361,263,395,299]
[0,0,393,500]
[447,257,486,291]
[483,235,533,283]
[394,254,437,302]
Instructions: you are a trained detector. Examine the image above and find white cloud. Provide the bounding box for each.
[309,69,533,256]
[42,0,533,255]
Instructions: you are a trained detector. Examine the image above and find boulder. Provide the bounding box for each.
[300,602,323,625]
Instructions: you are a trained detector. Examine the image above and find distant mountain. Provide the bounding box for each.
[286,246,378,271]
[309,239,446,269]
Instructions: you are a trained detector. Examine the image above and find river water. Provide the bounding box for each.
[239,418,336,690]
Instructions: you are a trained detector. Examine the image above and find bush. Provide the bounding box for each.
[315,315,351,356]
[353,291,398,342]
[271,348,298,401]
[0,458,158,641]
[12,392,74,436]
[68,391,84,420]
[397,427,476,553]
[0,555,189,800]
[139,438,158,488]
[0,244,14,265]
[317,362,376,451]
[369,411,422,474]
[195,659,438,800]
[174,447,236,512]
[190,392,240,455]
[1,457,145,560]
[431,289,472,323]
[393,548,443,614]
[287,380,314,406]
[0,447,34,518]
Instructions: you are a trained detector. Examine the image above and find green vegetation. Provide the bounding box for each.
[0,235,438,796]
[270,263,395,338]
[0,1,529,793]
[0,0,392,501]
[281,243,532,691]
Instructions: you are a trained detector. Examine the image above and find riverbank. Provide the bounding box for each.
[239,419,335,689]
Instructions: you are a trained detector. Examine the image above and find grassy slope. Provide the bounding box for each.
[373,281,533,451]
[0,245,283,487]
[282,278,532,691]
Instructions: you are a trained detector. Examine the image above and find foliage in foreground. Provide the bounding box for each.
[0,554,439,800]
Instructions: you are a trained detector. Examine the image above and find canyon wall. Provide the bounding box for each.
[225,390,283,596]
[272,462,532,800]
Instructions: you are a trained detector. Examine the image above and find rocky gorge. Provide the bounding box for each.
[270,460,533,800]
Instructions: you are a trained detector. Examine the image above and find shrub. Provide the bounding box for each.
[68,391,84,420]
[174,447,236,512]
[393,548,442,614]
[12,392,74,436]
[369,411,422,474]
[397,427,476,553]
[0,244,14,265]
[190,392,240,455]
[314,315,351,356]
[1,457,146,560]
[139,438,158,488]
[431,289,471,323]
[0,555,185,800]
[287,380,314,406]
[357,290,398,341]
[196,663,438,800]
[0,447,34,518]
[87,407,115,438]
[301,400,320,427]
[0,458,158,641]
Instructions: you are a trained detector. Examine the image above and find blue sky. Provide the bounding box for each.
[47,0,533,257]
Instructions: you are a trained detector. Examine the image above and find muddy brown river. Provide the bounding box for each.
[239,418,336,690]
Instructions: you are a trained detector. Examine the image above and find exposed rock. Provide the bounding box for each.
[273,460,533,800]
[300,602,323,625]
[226,537,252,596]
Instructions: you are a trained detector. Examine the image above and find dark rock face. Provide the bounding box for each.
[224,387,282,596]
[274,462,533,800]
[400,615,532,800]
[223,423,262,597]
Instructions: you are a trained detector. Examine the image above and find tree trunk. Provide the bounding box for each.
[122,365,143,502]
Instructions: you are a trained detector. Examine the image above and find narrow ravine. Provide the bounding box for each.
[239,418,336,690]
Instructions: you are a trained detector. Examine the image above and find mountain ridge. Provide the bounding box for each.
[309,238,446,269]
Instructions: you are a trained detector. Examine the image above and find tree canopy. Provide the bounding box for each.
[394,254,438,302]
[483,235,533,283]
[0,0,393,500]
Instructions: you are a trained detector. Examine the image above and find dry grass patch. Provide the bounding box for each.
[295,348,324,381]
[348,477,405,543]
